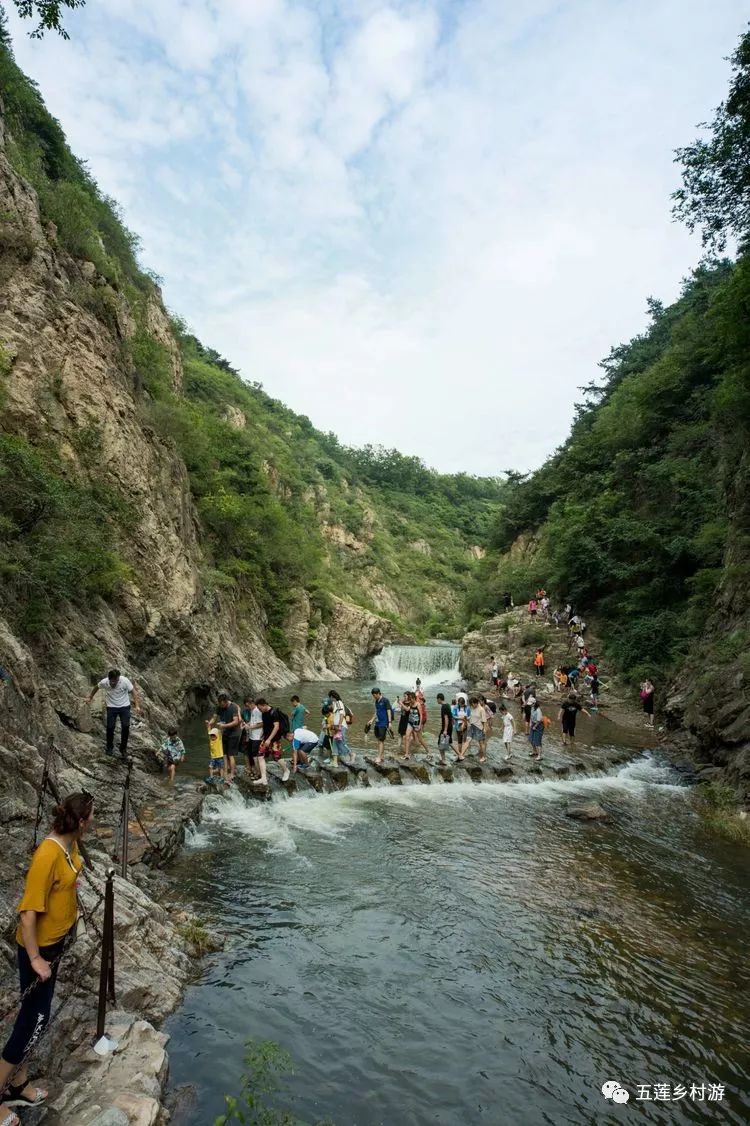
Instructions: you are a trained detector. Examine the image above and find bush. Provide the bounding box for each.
[0,435,129,635]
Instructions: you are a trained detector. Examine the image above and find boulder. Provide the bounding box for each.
[566,802,610,822]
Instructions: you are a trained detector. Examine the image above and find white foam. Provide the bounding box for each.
[200,757,686,855]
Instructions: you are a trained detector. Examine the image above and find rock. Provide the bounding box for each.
[493,765,514,780]
[87,1111,130,1126]
[436,765,454,782]
[566,802,610,822]
[400,760,430,784]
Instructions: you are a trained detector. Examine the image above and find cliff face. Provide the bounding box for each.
[0,104,399,738]
[664,450,750,798]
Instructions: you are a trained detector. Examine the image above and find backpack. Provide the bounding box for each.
[275,709,290,737]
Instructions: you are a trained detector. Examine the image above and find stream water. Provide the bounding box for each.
[165,674,750,1125]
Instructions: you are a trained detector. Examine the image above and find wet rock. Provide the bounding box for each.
[301,770,324,793]
[400,760,430,784]
[455,759,484,782]
[365,757,402,784]
[436,765,454,782]
[552,764,571,777]
[493,765,514,780]
[566,802,610,822]
[321,764,349,790]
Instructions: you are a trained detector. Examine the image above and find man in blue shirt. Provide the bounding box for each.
[368,687,393,764]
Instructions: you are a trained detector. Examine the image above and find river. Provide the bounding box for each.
[164,670,750,1125]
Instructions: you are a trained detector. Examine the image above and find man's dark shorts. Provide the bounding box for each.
[374,724,388,741]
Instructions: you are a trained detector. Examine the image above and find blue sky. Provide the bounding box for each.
[7,0,748,474]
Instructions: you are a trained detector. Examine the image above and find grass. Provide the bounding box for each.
[693,783,750,846]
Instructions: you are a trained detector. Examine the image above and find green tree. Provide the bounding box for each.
[5,1,85,39]
[672,27,750,248]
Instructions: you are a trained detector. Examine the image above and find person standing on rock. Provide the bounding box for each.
[0,793,94,1123]
[559,693,590,746]
[255,699,290,784]
[414,679,428,728]
[533,648,545,679]
[207,691,241,783]
[159,727,185,783]
[402,692,427,760]
[490,658,499,687]
[451,694,469,760]
[436,693,453,764]
[368,687,393,765]
[528,598,538,619]
[528,701,545,761]
[503,592,513,610]
[290,695,309,732]
[466,697,488,762]
[640,679,655,728]
[521,685,536,734]
[500,705,516,761]
[241,697,262,779]
[85,668,141,759]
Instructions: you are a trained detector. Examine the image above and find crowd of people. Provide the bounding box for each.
[82,594,657,787]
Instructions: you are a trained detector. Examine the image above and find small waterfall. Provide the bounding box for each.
[372,643,461,688]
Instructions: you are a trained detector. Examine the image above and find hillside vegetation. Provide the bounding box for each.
[0,23,504,652]
[469,28,750,690]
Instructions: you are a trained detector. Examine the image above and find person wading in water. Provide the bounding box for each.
[0,793,95,1123]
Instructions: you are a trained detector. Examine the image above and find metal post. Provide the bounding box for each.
[95,868,116,1041]
[118,760,132,879]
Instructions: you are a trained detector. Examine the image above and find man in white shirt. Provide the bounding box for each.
[86,668,140,758]
[289,726,319,772]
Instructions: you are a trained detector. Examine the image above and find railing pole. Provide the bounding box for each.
[95,869,116,1041]
[119,760,132,879]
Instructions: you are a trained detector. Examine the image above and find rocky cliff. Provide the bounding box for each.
[0,99,400,733]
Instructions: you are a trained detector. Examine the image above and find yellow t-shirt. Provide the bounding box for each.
[208,730,224,760]
[16,838,81,947]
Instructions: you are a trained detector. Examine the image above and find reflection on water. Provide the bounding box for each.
[166,685,750,1125]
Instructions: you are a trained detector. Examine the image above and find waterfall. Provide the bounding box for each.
[372,644,462,688]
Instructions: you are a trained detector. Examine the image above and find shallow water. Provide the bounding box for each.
[165,681,750,1125]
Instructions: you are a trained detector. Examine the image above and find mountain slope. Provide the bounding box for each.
[0,31,504,719]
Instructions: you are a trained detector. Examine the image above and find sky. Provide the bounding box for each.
[6,0,748,475]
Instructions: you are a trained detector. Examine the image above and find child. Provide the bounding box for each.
[533,648,545,678]
[207,726,225,783]
[160,727,185,783]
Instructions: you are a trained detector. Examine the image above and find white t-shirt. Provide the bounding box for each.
[292,727,319,747]
[503,714,514,740]
[576,636,585,650]
[99,676,133,708]
[248,706,262,738]
[332,701,347,727]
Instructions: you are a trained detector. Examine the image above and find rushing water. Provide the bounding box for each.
[372,643,461,688]
[167,678,750,1125]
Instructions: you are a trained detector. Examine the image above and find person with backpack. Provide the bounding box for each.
[254,699,290,784]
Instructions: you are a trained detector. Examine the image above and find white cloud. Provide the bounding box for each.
[5,0,748,473]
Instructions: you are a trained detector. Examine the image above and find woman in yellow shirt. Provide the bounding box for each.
[0,792,94,1122]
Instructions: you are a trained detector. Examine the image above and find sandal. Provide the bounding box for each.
[0,1109,20,1126]
[7,1080,48,1106]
